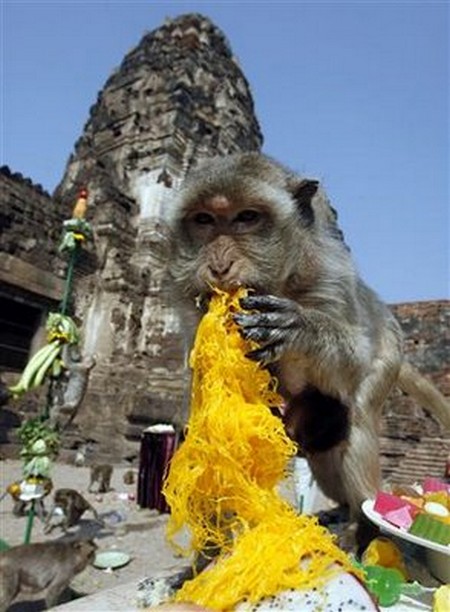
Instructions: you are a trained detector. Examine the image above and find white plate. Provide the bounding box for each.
[361,499,450,555]
[93,550,131,570]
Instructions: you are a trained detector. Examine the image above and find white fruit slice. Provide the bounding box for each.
[235,570,379,611]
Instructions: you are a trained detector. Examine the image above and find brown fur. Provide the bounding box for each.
[167,152,450,550]
[123,469,136,485]
[44,488,102,533]
[0,539,97,611]
[88,463,113,493]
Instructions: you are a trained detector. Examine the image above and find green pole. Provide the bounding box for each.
[23,500,36,544]
[60,243,78,316]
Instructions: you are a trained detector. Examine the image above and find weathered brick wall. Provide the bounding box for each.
[0,167,64,274]
[381,301,449,483]
[0,168,65,450]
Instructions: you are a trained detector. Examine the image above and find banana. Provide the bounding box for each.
[32,342,62,388]
[9,341,61,395]
[52,358,63,378]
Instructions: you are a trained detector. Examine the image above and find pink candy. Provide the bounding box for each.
[422,477,450,493]
[374,491,411,514]
[383,506,414,530]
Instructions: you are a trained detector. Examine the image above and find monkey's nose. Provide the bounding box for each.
[208,261,234,280]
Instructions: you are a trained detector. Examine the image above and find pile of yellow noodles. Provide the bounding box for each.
[163,288,357,610]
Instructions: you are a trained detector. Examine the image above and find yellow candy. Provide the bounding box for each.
[362,537,408,579]
[434,584,450,612]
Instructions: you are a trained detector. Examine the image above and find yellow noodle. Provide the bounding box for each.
[163,288,359,610]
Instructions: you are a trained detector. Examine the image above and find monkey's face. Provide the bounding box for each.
[167,153,341,309]
[171,193,292,301]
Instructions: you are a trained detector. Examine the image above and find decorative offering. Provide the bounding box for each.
[162,288,363,611]
[362,479,450,584]
[371,479,450,541]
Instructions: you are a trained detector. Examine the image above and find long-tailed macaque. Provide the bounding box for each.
[44,488,102,533]
[0,539,97,611]
[88,463,113,493]
[50,344,96,431]
[167,152,450,549]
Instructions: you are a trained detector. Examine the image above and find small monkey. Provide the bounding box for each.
[50,344,96,431]
[44,488,102,533]
[88,463,113,493]
[167,152,450,551]
[123,469,136,485]
[0,539,97,611]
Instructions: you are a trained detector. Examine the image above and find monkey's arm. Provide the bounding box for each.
[235,294,373,383]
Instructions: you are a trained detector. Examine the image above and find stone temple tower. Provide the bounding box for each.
[53,14,263,459]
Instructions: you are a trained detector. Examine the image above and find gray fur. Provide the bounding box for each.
[167,152,450,550]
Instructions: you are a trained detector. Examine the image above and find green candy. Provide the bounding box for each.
[364,565,404,607]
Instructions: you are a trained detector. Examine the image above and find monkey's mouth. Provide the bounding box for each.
[195,283,259,313]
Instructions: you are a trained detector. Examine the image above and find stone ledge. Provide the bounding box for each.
[0,253,65,301]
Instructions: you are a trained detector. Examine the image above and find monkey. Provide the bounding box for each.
[0,539,97,611]
[44,488,102,533]
[166,151,450,552]
[74,443,87,467]
[123,469,136,485]
[88,463,114,493]
[50,344,96,431]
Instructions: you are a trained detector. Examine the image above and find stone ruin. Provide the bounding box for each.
[0,14,448,479]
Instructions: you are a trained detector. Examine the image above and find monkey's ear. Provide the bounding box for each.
[291,179,319,226]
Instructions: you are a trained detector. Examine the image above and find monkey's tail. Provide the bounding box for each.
[398,361,450,429]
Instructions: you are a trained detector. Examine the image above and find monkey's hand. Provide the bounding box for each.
[234,294,304,364]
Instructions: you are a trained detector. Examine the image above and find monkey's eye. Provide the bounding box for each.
[192,212,216,225]
[233,210,261,225]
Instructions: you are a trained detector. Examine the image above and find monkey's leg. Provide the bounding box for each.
[0,566,19,612]
[35,499,47,522]
[87,502,104,525]
[12,500,27,517]
[307,443,379,554]
[44,578,71,609]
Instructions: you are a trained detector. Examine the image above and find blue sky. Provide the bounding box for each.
[2,1,449,304]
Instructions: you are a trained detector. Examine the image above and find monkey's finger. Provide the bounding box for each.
[234,311,296,331]
[239,325,272,343]
[240,294,292,313]
[246,341,283,364]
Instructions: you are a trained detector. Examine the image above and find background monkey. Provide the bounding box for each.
[0,539,97,611]
[167,152,450,550]
[50,344,96,431]
[44,488,103,533]
[88,463,113,493]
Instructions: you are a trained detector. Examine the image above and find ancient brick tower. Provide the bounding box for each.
[52,14,263,458]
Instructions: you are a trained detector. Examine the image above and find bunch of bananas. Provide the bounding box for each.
[9,341,62,397]
[9,314,79,397]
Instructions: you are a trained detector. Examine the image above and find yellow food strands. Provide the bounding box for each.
[163,288,357,610]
